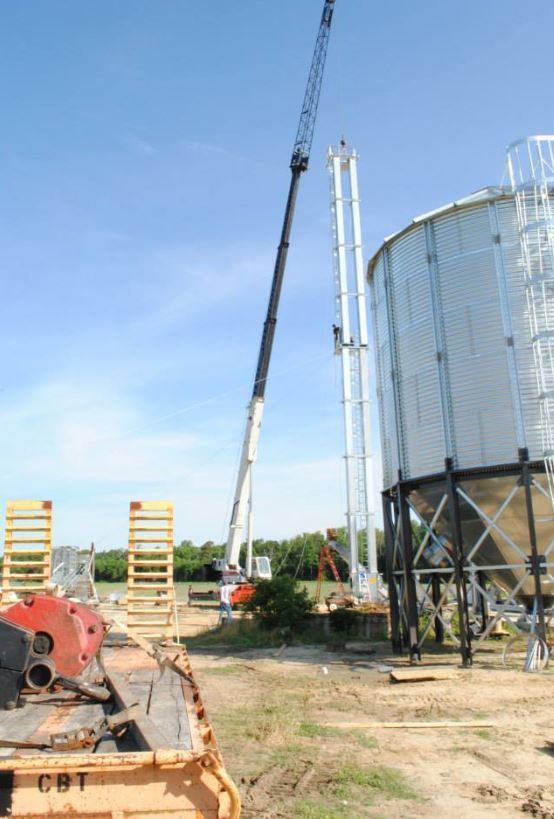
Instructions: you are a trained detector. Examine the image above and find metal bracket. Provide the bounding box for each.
[525,554,547,576]
[49,703,141,752]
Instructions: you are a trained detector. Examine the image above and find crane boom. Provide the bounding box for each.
[254,0,336,400]
[221,0,337,578]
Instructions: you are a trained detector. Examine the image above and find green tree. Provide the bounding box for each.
[91,526,386,583]
[245,575,312,631]
[95,549,127,582]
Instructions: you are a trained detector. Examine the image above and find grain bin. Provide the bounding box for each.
[368,139,554,661]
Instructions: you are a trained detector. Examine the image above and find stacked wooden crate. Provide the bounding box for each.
[127,500,175,640]
[1,500,53,602]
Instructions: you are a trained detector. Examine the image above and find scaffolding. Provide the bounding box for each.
[1,500,53,602]
[51,543,98,601]
[127,501,175,641]
[506,136,554,504]
[328,140,378,600]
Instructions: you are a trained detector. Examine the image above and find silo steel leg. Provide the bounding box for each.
[431,574,444,644]
[383,493,402,654]
[519,449,547,644]
[476,571,489,635]
[445,463,472,667]
[397,483,420,662]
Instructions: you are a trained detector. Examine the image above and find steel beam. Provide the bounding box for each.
[445,460,472,667]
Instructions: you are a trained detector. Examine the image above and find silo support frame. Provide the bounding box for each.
[384,459,552,664]
[382,491,420,656]
[431,575,445,643]
[413,572,459,647]
[397,483,421,662]
[382,495,402,653]
[405,494,461,648]
[520,449,547,644]
[446,462,473,667]
[454,462,550,647]
[466,572,529,646]
[383,490,459,655]
[474,571,490,635]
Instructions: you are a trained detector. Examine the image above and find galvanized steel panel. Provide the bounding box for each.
[387,228,445,479]
[368,190,550,487]
[370,254,398,487]
[495,197,543,458]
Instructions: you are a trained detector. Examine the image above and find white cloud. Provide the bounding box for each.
[183,141,277,171]
[136,242,273,331]
[0,379,203,485]
[124,136,156,157]
[185,141,241,161]
[0,373,385,551]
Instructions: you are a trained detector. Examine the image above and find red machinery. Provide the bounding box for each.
[315,544,346,603]
[0,594,108,709]
[230,584,256,606]
[315,529,355,611]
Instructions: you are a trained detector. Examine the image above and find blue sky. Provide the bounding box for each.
[1,0,553,549]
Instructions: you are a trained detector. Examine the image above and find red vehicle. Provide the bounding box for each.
[230,583,256,606]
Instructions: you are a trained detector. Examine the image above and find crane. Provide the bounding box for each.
[214,0,337,587]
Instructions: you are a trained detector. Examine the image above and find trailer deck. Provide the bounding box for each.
[0,643,240,818]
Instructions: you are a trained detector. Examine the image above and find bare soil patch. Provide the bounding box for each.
[187,639,554,818]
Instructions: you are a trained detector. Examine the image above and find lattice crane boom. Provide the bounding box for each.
[221,0,337,577]
[291,0,336,172]
[254,0,336,400]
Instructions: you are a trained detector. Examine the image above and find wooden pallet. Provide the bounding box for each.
[127,501,175,641]
[1,500,53,602]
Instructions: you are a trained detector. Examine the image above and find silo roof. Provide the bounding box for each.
[366,185,511,280]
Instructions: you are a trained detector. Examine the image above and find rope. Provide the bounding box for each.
[272,538,295,577]
[293,535,307,580]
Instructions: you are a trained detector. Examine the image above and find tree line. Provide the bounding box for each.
[94,528,386,583]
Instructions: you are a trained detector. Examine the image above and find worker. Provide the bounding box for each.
[218,581,234,626]
[332,323,341,350]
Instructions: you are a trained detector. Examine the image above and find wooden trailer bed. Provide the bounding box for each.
[0,644,240,818]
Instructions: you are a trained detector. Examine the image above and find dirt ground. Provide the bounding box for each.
[178,605,554,819]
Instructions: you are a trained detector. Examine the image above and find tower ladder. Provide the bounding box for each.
[328,140,378,600]
[507,136,554,505]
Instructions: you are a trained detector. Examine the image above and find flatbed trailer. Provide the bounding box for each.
[187,586,254,607]
[187,588,218,604]
[0,643,240,818]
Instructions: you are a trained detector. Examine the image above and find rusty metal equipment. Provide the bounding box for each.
[315,530,356,611]
[0,638,241,817]
[315,546,346,604]
[0,594,108,710]
[2,594,107,677]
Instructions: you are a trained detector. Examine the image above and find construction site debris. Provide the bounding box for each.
[324,721,494,730]
[389,666,465,684]
[344,641,377,654]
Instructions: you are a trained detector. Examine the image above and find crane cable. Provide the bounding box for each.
[293,534,308,580]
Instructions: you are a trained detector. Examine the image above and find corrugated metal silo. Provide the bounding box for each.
[368,139,554,663]
[370,187,543,482]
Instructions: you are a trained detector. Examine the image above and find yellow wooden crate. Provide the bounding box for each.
[1,500,52,602]
[127,501,175,641]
